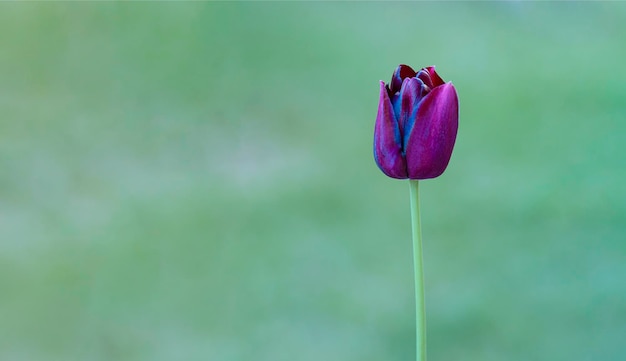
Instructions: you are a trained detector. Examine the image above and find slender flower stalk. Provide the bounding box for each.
[409,180,426,361]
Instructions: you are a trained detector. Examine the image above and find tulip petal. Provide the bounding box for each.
[425,66,445,87]
[390,64,416,94]
[391,92,401,125]
[405,83,458,179]
[416,69,433,89]
[374,81,407,179]
[398,77,428,149]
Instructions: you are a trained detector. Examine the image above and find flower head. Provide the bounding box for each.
[373,64,459,179]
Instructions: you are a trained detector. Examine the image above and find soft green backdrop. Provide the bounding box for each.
[1,3,625,361]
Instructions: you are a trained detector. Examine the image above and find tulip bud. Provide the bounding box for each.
[373,65,459,180]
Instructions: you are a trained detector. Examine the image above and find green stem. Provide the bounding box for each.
[409,180,426,361]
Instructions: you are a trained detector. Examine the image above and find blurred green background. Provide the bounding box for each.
[1,3,625,361]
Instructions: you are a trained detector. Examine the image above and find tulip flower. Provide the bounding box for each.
[373,64,458,180]
[372,65,459,361]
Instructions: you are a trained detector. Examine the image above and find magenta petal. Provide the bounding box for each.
[398,77,426,143]
[374,81,407,179]
[405,83,459,180]
[416,69,433,89]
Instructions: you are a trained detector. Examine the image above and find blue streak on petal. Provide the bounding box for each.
[402,78,427,151]
[390,92,402,147]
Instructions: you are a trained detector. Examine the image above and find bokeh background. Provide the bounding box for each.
[1,2,625,361]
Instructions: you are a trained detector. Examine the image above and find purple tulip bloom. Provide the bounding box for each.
[374,65,459,179]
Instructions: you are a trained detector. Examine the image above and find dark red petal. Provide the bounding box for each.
[425,66,445,87]
[374,81,407,179]
[390,64,416,94]
[405,83,458,179]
